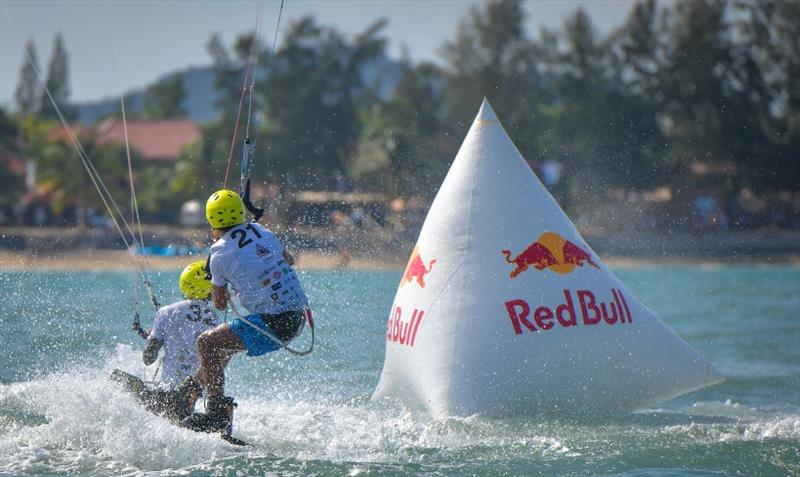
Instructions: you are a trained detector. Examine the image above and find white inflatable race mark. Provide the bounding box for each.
[372,99,724,417]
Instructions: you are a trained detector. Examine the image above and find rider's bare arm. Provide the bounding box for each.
[143,337,163,365]
[213,284,229,311]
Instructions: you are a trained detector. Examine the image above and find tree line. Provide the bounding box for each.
[2,0,798,226]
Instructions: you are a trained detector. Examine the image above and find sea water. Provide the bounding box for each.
[0,265,797,476]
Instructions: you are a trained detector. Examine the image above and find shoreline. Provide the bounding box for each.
[0,249,797,271]
[2,226,798,271]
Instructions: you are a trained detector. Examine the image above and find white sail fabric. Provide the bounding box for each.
[372,99,724,417]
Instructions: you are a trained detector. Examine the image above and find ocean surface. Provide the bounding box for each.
[0,265,798,476]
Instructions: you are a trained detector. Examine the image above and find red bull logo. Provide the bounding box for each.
[502,231,599,277]
[505,288,632,335]
[385,306,425,347]
[400,245,437,288]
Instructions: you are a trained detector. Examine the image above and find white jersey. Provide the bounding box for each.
[209,222,308,315]
[150,299,219,389]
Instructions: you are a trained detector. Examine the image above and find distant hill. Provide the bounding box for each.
[75,57,400,125]
[75,66,222,125]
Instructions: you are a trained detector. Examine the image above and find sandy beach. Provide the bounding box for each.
[1,247,797,272]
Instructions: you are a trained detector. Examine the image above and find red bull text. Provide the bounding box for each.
[502,232,599,277]
[504,288,632,335]
[401,245,437,288]
[386,306,425,347]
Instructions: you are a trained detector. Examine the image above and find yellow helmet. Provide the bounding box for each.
[179,260,212,300]
[206,189,245,229]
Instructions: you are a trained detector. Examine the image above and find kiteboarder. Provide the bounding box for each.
[182,189,308,434]
[111,260,219,422]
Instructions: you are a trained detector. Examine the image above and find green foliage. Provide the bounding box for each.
[260,16,388,189]
[442,0,539,130]
[731,0,800,191]
[356,58,454,196]
[0,108,23,205]
[0,108,17,146]
[29,120,131,222]
[541,6,667,197]
[15,40,41,117]
[39,34,76,121]
[141,75,187,119]
[195,32,269,191]
[137,166,183,222]
[172,132,222,199]
[139,0,800,209]
[12,0,799,227]
[658,1,732,173]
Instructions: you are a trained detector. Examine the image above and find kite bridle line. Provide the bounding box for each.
[221,0,285,222]
[222,1,265,191]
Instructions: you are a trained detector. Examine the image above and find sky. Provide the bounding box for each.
[0,0,635,108]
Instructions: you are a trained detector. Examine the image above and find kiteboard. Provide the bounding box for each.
[110,369,248,446]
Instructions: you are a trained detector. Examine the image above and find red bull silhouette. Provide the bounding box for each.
[502,242,559,278]
[400,245,437,288]
[503,232,600,277]
[562,239,600,269]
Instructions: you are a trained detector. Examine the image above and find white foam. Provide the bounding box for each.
[666,415,800,445]
[0,346,244,475]
[640,399,800,444]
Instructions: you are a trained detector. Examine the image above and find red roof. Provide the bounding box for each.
[49,119,201,161]
[95,119,201,161]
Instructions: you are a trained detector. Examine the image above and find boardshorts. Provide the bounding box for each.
[230,309,305,356]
